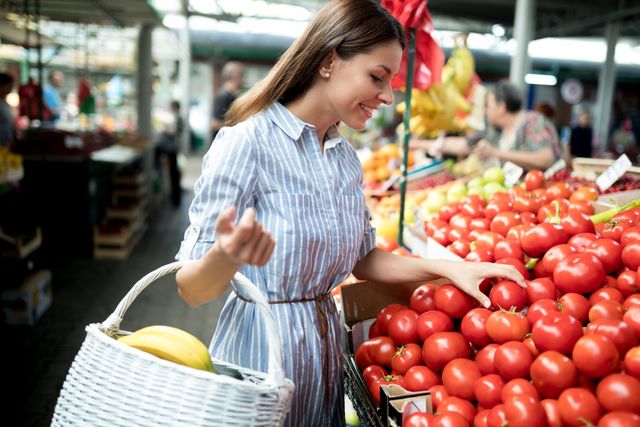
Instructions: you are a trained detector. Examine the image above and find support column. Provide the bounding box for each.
[136,24,153,141]
[594,21,620,154]
[179,0,192,154]
[509,0,535,92]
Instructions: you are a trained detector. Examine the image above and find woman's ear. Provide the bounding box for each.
[319,50,337,79]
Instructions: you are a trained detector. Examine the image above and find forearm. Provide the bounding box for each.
[176,242,241,307]
[442,136,470,157]
[352,248,457,284]
[496,148,554,171]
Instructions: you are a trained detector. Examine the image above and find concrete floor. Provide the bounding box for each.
[2,154,230,426]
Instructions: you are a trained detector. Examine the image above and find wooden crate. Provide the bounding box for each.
[572,157,640,181]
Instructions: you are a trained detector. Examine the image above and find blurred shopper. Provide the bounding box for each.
[43,70,64,122]
[569,108,593,158]
[473,80,561,170]
[0,73,15,146]
[210,61,245,140]
[175,2,524,426]
[156,100,183,207]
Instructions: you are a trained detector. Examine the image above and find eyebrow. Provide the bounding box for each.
[375,64,392,74]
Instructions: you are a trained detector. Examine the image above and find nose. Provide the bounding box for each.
[379,82,393,105]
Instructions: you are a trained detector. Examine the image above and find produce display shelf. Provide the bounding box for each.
[344,354,388,427]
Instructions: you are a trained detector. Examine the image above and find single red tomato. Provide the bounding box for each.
[553,253,605,295]
[622,241,640,270]
[586,239,623,273]
[448,226,470,243]
[558,292,591,324]
[369,374,407,406]
[470,217,491,231]
[426,218,449,237]
[570,200,595,216]
[450,213,473,230]
[572,334,620,379]
[432,227,452,246]
[404,365,441,392]
[410,284,438,314]
[616,270,639,296]
[596,411,640,427]
[473,374,505,409]
[588,300,624,322]
[403,412,432,427]
[376,304,409,335]
[369,320,382,338]
[506,224,535,245]
[476,231,505,252]
[624,293,640,310]
[495,257,529,280]
[501,378,541,401]
[489,280,528,311]
[388,309,420,345]
[430,412,470,427]
[541,244,576,276]
[521,211,538,224]
[437,395,477,424]
[428,384,448,410]
[448,239,471,258]
[491,212,523,238]
[494,341,534,380]
[624,346,640,380]
[367,336,398,368]
[494,239,524,261]
[525,278,558,304]
[558,388,602,427]
[391,343,423,375]
[422,332,472,372]
[474,410,491,427]
[438,203,460,222]
[522,223,569,258]
[561,210,595,236]
[589,287,625,305]
[475,343,500,375]
[623,307,640,337]
[569,186,598,202]
[598,219,635,241]
[504,394,548,427]
[524,170,545,191]
[465,248,495,262]
[568,232,598,252]
[434,284,479,319]
[362,365,387,387]
[585,318,638,356]
[485,198,512,221]
[541,399,562,427]
[532,311,583,356]
[442,358,482,400]
[416,310,454,342]
[487,404,507,427]
[514,194,543,214]
[596,373,640,414]
[355,342,375,371]
[486,309,530,344]
[620,225,640,247]
[460,308,492,348]
[547,182,572,200]
[530,350,578,399]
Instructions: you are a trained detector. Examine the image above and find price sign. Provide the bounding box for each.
[544,159,567,179]
[596,154,632,191]
[503,161,524,187]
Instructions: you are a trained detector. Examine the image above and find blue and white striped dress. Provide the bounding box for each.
[177,102,375,426]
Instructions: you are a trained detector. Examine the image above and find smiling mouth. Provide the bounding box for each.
[360,104,376,117]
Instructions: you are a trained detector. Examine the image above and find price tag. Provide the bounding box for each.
[503,161,524,187]
[596,154,632,191]
[544,159,567,179]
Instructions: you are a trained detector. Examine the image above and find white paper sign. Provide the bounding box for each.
[596,154,632,191]
[503,161,524,187]
[544,159,567,179]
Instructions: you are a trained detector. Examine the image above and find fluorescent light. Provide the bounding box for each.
[491,24,505,38]
[525,73,557,86]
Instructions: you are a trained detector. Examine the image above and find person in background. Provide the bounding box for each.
[0,73,15,146]
[210,61,245,140]
[473,80,561,170]
[43,70,64,122]
[569,108,593,158]
[175,1,525,426]
[155,100,183,207]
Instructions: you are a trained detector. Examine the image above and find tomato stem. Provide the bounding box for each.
[577,416,595,427]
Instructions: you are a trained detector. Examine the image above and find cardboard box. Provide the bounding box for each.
[341,279,445,427]
[593,189,640,214]
[1,270,52,326]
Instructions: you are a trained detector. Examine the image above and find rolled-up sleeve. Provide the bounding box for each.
[176,125,257,261]
[358,202,376,259]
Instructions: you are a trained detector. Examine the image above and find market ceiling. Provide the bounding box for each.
[1,0,161,27]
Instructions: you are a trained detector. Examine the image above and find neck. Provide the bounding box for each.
[501,111,522,132]
[285,84,337,143]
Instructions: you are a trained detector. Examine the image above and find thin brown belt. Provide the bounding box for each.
[233,289,335,403]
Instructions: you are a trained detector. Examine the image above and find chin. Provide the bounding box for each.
[344,118,367,131]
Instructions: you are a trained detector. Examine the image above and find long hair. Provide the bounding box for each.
[224,0,405,126]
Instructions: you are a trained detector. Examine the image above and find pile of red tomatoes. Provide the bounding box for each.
[355,170,640,427]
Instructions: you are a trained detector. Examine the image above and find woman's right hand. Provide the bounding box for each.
[214,206,275,267]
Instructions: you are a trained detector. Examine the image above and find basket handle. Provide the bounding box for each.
[100,261,286,387]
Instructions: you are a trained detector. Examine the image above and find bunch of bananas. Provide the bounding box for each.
[118,325,213,372]
[0,146,23,175]
[396,44,475,139]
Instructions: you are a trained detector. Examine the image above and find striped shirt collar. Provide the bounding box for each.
[267,102,343,149]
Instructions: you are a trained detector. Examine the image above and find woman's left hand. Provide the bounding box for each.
[473,139,497,160]
[444,262,526,308]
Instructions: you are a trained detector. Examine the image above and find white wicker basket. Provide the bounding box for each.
[51,261,294,426]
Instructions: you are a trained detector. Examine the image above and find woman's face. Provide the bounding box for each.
[326,40,403,130]
[485,91,503,128]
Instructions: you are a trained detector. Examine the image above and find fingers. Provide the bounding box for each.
[470,288,491,309]
[252,233,275,266]
[500,265,526,288]
[215,206,237,234]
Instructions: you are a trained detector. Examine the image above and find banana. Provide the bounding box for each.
[118,326,213,372]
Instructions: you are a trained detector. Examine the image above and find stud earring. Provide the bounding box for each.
[324,73,330,78]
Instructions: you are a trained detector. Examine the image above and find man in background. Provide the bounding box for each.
[43,70,64,122]
[210,61,245,141]
[569,109,593,158]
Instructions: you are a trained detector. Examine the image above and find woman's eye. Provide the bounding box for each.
[371,75,383,83]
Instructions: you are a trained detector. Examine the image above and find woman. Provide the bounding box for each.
[176,1,524,425]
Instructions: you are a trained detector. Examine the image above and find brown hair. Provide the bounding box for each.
[224,0,405,126]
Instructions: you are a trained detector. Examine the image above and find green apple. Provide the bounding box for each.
[483,166,505,184]
[404,199,416,225]
[467,176,486,189]
[446,181,468,203]
[467,185,486,199]
[421,189,448,213]
[483,182,507,198]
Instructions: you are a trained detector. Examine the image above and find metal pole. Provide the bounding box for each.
[594,21,619,154]
[398,28,416,248]
[509,0,535,93]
